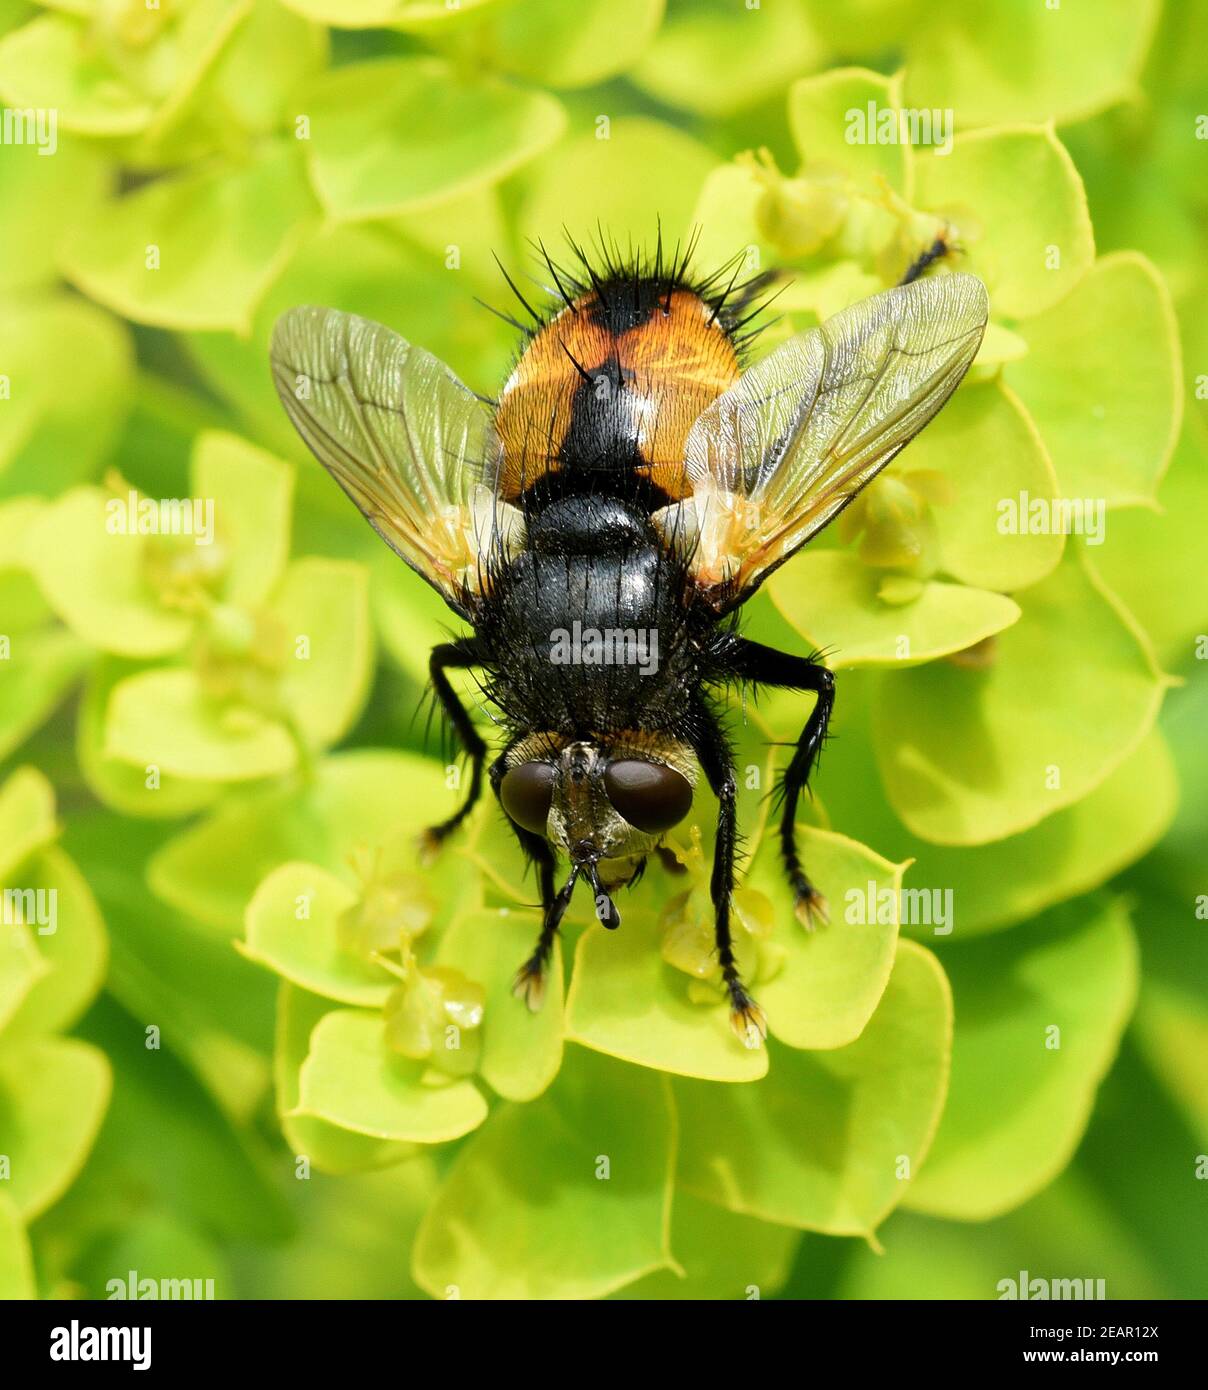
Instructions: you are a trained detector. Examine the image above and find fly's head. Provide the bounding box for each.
[498,732,697,919]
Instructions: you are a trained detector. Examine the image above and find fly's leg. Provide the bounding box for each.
[688,693,766,1048]
[724,639,836,929]
[490,751,562,1011]
[899,227,956,285]
[419,639,487,856]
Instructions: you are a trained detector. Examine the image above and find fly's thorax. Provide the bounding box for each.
[494,287,740,499]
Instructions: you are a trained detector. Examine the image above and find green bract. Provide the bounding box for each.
[0,0,1201,1303]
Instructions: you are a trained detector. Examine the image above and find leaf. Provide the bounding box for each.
[436,909,564,1103]
[905,896,1138,1221]
[565,907,769,1083]
[412,1047,677,1299]
[813,675,1178,939]
[789,68,911,194]
[905,729,1176,940]
[914,126,1095,319]
[61,141,316,333]
[270,558,373,748]
[27,488,192,658]
[148,749,472,931]
[519,117,716,254]
[610,1189,798,1300]
[0,1037,111,1220]
[0,294,133,495]
[64,816,276,1123]
[769,551,1021,668]
[745,827,908,1051]
[688,162,776,286]
[303,57,565,222]
[66,994,291,1243]
[234,1157,440,1299]
[1006,252,1181,507]
[897,379,1065,594]
[243,862,393,1006]
[0,499,49,632]
[485,0,664,90]
[279,0,504,28]
[71,1212,229,1301]
[77,659,224,820]
[0,627,91,762]
[872,553,1169,844]
[901,0,1159,128]
[0,922,45,1037]
[0,13,154,136]
[192,431,294,608]
[1091,429,1208,671]
[0,1,255,138]
[0,136,106,294]
[1133,980,1208,1151]
[296,1008,488,1143]
[275,984,416,1174]
[104,667,298,782]
[133,0,326,166]
[675,941,952,1236]
[185,221,512,462]
[0,766,58,883]
[1,847,108,1042]
[631,0,825,117]
[0,1196,34,1298]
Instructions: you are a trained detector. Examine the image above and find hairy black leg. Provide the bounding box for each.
[489,751,561,1011]
[725,638,835,928]
[899,229,954,285]
[420,639,488,853]
[687,694,766,1047]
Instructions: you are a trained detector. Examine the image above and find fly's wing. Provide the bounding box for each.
[652,273,989,612]
[270,305,522,616]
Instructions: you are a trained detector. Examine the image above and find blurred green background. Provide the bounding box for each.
[0,0,1205,1300]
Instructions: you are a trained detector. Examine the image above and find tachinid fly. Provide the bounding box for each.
[270,235,988,1047]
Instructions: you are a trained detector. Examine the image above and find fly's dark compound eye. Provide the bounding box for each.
[500,761,557,834]
[603,760,692,834]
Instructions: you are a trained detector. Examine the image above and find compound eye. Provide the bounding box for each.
[500,761,556,834]
[603,760,692,834]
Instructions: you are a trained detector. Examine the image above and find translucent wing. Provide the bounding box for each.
[270,305,522,616]
[653,273,989,612]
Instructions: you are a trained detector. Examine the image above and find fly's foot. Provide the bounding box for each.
[416,823,454,867]
[726,977,768,1050]
[512,951,549,1012]
[792,877,830,931]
